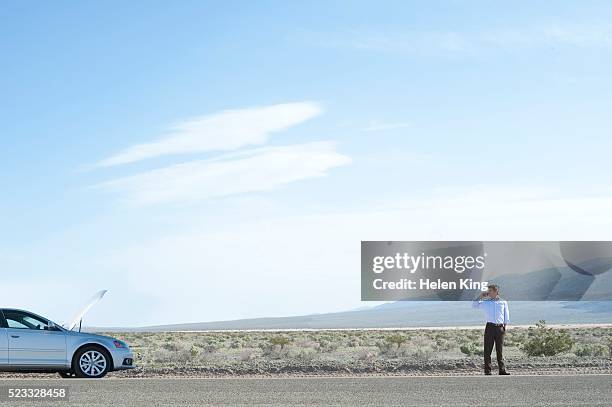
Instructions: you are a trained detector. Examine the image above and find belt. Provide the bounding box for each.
[486,322,504,327]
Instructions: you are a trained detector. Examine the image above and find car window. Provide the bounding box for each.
[7,319,29,329]
[3,310,49,330]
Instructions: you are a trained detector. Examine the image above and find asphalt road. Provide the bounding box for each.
[0,375,610,406]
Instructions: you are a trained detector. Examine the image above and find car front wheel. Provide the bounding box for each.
[74,347,110,378]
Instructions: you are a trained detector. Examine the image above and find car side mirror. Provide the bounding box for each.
[47,322,57,331]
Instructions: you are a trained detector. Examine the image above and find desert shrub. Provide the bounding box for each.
[459,342,483,357]
[260,342,290,359]
[295,339,320,351]
[162,342,187,352]
[385,334,407,349]
[605,338,612,358]
[152,348,172,364]
[434,337,452,351]
[153,347,192,364]
[293,347,317,360]
[270,336,291,350]
[573,344,608,357]
[408,336,436,360]
[377,336,432,359]
[460,343,476,356]
[376,340,410,357]
[291,339,320,360]
[413,345,435,360]
[347,338,360,347]
[522,320,574,357]
[190,344,201,358]
[376,340,393,355]
[357,349,376,361]
[203,344,219,354]
[317,339,338,353]
[238,349,255,361]
[505,332,526,348]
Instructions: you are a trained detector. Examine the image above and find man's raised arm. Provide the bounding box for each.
[472,292,487,309]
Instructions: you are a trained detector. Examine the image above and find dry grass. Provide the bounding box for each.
[104,326,612,371]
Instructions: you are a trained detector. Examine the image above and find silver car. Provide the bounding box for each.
[0,308,134,378]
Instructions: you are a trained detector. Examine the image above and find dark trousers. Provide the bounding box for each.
[484,323,506,374]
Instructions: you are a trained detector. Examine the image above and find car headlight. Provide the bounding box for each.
[113,340,128,349]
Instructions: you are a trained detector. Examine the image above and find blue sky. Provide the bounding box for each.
[2,1,612,326]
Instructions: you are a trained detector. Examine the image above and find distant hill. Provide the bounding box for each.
[96,301,612,332]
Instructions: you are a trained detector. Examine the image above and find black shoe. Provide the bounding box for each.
[499,371,510,375]
[485,372,492,375]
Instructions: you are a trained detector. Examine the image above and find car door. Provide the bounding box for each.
[0,311,8,366]
[3,310,66,367]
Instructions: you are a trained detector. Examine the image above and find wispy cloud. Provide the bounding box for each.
[362,121,412,132]
[311,29,472,55]
[484,23,612,49]
[97,142,350,205]
[309,22,612,55]
[95,102,322,167]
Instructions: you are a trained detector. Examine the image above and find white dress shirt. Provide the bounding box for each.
[472,297,510,325]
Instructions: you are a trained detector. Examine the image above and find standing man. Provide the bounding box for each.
[472,284,510,375]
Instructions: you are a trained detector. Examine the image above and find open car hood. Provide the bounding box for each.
[66,290,107,331]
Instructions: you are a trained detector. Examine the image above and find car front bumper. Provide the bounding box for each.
[111,348,135,371]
